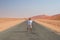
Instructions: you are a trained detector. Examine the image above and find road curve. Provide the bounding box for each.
[0,21,60,40]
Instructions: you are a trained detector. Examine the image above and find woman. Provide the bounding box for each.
[27,18,33,32]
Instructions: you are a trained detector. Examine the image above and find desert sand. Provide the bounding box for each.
[34,19,60,35]
[0,18,25,32]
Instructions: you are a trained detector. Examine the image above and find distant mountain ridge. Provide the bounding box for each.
[51,14,60,20]
[31,14,60,20]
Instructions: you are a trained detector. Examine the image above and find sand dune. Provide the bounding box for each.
[0,18,25,32]
[31,14,60,20]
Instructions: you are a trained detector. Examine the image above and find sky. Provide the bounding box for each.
[0,0,60,18]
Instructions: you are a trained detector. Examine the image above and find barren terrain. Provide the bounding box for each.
[34,19,60,35]
[0,18,25,32]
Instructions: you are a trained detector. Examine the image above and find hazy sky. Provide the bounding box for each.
[0,0,60,18]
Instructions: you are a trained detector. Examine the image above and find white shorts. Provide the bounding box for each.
[28,25,32,28]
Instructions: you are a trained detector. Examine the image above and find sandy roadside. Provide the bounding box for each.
[0,19,25,32]
[34,20,60,35]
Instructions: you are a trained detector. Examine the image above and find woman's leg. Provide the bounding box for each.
[30,28,32,32]
[27,25,29,32]
[30,25,32,32]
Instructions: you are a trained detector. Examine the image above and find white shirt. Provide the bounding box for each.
[28,20,33,25]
